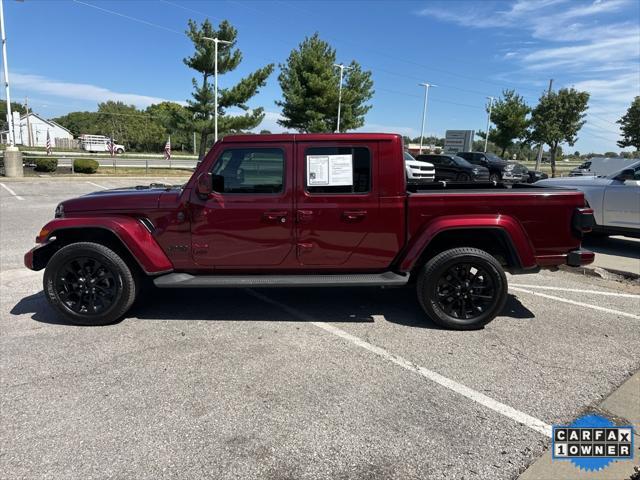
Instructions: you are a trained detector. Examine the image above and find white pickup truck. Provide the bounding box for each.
[537,160,640,237]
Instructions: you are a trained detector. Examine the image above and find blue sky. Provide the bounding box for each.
[2,0,639,153]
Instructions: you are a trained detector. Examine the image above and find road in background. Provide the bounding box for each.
[1,178,638,480]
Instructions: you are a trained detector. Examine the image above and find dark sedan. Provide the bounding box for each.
[416,154,490,182]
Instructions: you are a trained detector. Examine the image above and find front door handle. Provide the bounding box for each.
[342,210,367,221]
[263,211,288,223]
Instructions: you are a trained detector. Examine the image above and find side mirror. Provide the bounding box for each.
[615,169,635,181]
[196,172,213,198]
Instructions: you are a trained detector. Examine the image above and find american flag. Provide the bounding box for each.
[164,136,171,160]
[107,138,115,157]
[46,130,52,155]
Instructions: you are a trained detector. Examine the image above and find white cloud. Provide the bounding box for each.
[11,73,183,108]
[416,0,640,150]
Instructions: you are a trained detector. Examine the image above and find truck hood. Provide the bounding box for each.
[62,183,183,213]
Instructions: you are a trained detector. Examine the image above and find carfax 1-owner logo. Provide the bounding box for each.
[552,414,635,472]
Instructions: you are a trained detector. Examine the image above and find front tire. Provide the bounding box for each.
[43,242,137,326]
[416,247,508,330]
[456,173,471,181]
[489,172,501,182]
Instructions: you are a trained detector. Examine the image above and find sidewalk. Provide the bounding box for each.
[519,372,640,480]
[583,236,640,278]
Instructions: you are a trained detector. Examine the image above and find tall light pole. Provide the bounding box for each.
[1,0,14,146]
[418,82,437,154]
[203,36,231,144]
[484,96,495,153]
[334,63,353,133]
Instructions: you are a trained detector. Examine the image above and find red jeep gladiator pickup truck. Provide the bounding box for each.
[25,133,595,330]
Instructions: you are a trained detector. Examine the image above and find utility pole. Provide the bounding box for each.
[334,63,353,133]
[418,82,437,154]
[535,78,553,170]
[193,131,196,155]
[202,36,231,144]
[484,96,495,153]
[0,0,14,146]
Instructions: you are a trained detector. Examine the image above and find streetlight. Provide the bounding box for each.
[333,63,353,133]
[202,36,232,143]
[418,82,437,154]
[1,0,14,146]
[484,96,495,153]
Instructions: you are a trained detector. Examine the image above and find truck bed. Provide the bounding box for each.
[405,183,587,267]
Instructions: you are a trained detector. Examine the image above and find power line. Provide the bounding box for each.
[73,0,182,35]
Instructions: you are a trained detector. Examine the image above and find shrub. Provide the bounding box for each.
[34,157,58,172]
[73,158,99,174]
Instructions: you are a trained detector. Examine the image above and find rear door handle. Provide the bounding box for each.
[263,211,289,223]
[342,210,367,221]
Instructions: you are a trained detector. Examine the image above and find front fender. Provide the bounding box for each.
[27,216,173,274]
[397,214,537,272]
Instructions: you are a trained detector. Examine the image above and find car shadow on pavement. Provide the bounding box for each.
[11,286,535,329]
[582,236,640,260]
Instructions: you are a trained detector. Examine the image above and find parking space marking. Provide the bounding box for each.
[247,289,552,437]
[0,183,25,200]
[86,181,109,190]
[510,287,639,319]
[510,283,640,299]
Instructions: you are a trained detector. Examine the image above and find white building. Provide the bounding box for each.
[1,112,74,148]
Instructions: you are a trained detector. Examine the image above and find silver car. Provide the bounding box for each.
[536,161,640,237]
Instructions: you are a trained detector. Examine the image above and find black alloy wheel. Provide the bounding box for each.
[417,247,508,330]
[44,242,137,326]
[55,256,118,315]
[434,262,495,320]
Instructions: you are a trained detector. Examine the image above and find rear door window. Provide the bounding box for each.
[304,146,371,194]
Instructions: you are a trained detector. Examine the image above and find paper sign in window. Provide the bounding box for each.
[306,154,353,186]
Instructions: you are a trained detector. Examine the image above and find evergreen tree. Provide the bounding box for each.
[183,19,274,159]
[617,96,640,151]
[276,33,373,132]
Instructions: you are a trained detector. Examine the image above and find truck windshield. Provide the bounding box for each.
[453,156,473,167]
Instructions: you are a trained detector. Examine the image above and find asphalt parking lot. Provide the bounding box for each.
[1,178,639,480]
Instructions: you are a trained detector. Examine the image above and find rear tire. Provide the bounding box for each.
[43,242,137,326]
[416,247,508,330]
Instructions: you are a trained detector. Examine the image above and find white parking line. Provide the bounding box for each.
[510,283,640,299]
[510,287,639,320]
[247,289,552,437]
[86,181,108,190]
[0,182,25,200]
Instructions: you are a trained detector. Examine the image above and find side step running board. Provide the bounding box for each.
[153,272,409,288]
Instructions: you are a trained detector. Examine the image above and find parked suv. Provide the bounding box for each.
[404,151,435,184]
[457,152,519,183]
[416,154,490,182]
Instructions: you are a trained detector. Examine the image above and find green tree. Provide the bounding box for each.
[183,19,274,159]
[276,33,374,132]
[529,88,590,177]
[96,101,165,152]
[146,101,192,151]
[486,90,530,157]
[52,111,101,137]
[617,96,640,151]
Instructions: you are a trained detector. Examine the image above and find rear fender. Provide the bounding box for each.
[397,214,537,272]
[30,216,173,274]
